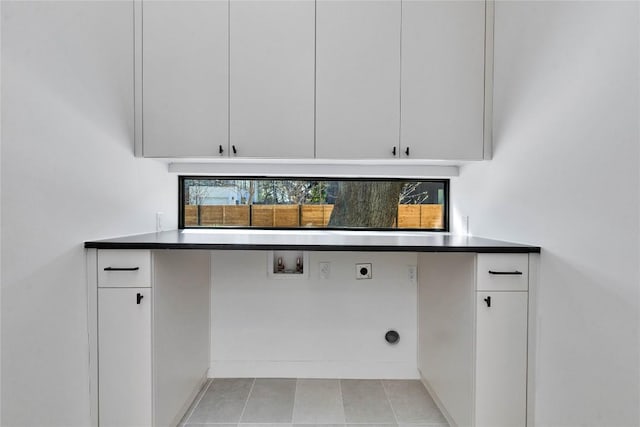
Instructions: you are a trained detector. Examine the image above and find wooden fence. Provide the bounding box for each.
[184,204,443,229]
[397,204,444,229]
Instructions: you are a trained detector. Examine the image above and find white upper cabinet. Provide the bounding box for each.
[315,0,401,159]
[142,0,228,157]
[401,0,487,160]
[139,0,490,161]
[229,0,315,158]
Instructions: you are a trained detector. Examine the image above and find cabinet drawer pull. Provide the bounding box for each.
[219,144,224,154]
[488,270,523,275]
[232,145,237,155]
[104,267,140,271]
[484,296,491,307]
[136,293,144,304]
[392,146,397,156]
[405,147,410,156]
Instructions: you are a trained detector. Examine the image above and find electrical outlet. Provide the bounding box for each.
[319,262,331,279]
[407,265,417,284]
[462,215,470,235]
[156,212,164,232]
[356,263,372,279]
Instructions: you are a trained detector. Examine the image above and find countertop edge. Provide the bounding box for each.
[84,241,541,253]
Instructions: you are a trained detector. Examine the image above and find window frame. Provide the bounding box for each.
[178,175,450,232]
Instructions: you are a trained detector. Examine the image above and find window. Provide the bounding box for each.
[179,176,449,231]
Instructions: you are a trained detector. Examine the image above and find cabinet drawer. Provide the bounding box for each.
[476,254,528,291]
[98,250,151,287]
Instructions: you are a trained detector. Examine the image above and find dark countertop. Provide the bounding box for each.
[85,229,540,253]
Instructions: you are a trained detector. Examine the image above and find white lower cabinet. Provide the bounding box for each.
[98,288,152,427]
[418,253,531,427]
[89,249,211,427]
[475,291,528,427]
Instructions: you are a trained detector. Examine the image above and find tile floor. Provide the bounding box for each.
[181,378,448,426]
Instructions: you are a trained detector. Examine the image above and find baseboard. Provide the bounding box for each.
[209,360,419,379]
[420,371,457,427]
[172,370,209,427]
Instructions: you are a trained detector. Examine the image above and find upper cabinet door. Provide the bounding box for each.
[401,0,486,160]
[316,0,401,159]
[142,1,228,157]
[229,0,315,158]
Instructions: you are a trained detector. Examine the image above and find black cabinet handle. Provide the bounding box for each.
[488,270,523,275]
[232,145,237,154]
[484,296,491,307]
[405,147,410,156]
[104,267,140,271]
[219,145,224,154]
[392,146,397,156]
[136,293,144,305]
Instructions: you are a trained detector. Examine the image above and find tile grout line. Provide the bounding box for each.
[337,378,346,424]
[381,379,401,427]
[184,378,214,425]
[182,379,213,425]
[291,378,300,424]
[238,378,257,423]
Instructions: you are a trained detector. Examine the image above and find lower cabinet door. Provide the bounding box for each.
[98,288,152,427]
[475,291,528,427]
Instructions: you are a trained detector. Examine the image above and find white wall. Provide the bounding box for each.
[453,2,639,426]
[1,2,176,426]
[211,251,418,379]
[0,0,4,421]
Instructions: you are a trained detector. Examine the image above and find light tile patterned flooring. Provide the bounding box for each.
[181,379,448,426]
